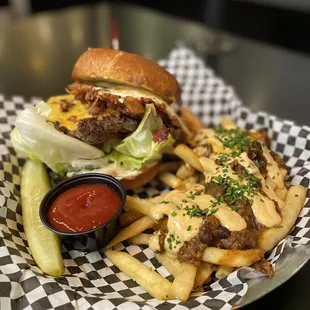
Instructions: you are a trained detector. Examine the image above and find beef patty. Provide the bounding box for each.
[49,83,182,145]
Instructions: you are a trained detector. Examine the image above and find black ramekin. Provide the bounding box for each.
[39,173,126,252]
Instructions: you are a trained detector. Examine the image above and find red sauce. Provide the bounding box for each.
[47,184,121,233]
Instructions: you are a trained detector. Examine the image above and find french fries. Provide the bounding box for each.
[176,164,195,180]
[215,266,234,280]
[194,262,215,288]
[259,185,307,251]
[173,144,204,173]
[105,216,154,249]
[181,106,204,134]
[125,196,153,216]
[202,248,265,267]
[105,250,171,300]
[275,187,288,201]
[220,117,237,130]
[157,172,186,190]
[104,114,307,303]
[155,253,183,277]
[120,210,143,227]
[130,233,152,245]
[159,161,182,173]
[170,263,197,301]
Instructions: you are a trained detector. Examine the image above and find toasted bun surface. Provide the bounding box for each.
[121,163,160,190]
[72,48,180,103]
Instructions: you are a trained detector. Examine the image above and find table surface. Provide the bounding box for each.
[0,3,309,309]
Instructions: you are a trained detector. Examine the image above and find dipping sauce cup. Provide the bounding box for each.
[40,173,126,252]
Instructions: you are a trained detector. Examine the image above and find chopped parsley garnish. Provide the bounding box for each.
[211,174,259,205]
[218,154,229,163]
[187,190,202,200]
[230,205,238,212]
[167,234,181,250]
[260,199,264,202]
[187,225,192,231]
[268,162,273,166]
[184,204,218,218]
[160,200,170,204]
[215,127,253,154]
[182,199,188,203]
[171,211,177,217]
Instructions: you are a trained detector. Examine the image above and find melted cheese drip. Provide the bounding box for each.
[262,145,285,189]
[200,151,283,228]
[250,194,281,227]
[46,84,190,137]
[149,234,161,252]
[46,94,90,131]
[150,186,246,257]
[193,129,229,154]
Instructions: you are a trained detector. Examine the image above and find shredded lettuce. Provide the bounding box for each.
[11,102,105,175]
[116,104,164,158]
[11,102,174,175]
[106,134,174,169]
[107,104,174,169]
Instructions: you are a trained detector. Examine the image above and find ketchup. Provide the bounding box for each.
[47,184,121,232]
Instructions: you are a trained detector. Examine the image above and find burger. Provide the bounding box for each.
[11,48,189,188]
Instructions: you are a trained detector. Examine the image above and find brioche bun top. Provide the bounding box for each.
[72,48,180,103]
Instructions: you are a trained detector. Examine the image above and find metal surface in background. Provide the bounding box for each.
[0,3,309,126]
[0,3,310,309]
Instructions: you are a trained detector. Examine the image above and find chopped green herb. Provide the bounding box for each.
[268,162,273,166]
[171,211,177,217]
[231,205,238,212]
[160,200,170,204]
[215,128,252,154]
[167,234,180,250]
[176,205,181,210]
[182,199,188,203]
[213,175,224,184]
[218,154,229,163]
[187,225,192,231]
[231,150,241,158]
[260,199,264,202]
[187,190,202,200]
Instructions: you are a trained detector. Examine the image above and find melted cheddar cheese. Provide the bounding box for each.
[46,94,90,131]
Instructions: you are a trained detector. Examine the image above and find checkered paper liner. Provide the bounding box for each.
[0,46,310,310]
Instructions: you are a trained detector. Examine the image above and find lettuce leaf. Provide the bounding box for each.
[107,133,173,169]
[107,104,174,169]
[116,104,164,158]
[11,102,174,175]
[11,102,105,175]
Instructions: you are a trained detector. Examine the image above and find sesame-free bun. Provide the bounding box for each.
[72,48,180,103]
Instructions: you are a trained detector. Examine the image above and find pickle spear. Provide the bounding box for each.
[21,160,63,276]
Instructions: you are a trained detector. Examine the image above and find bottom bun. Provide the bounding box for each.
[121,163,161,190]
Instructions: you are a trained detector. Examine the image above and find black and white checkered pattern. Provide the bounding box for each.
[0,46,309,310]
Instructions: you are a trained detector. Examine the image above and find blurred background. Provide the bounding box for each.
[0,1,310,309]
[0,0,310,125]
[2,0,310,54]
